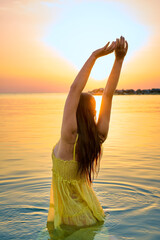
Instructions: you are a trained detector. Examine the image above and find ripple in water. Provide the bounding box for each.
[0,94,160,240]
[94,180,160,239]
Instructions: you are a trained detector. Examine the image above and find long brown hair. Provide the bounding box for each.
[76,92,102,183]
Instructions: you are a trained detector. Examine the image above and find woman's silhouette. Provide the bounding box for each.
[47,36,128,233]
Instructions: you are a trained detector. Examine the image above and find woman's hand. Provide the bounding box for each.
[115,36,128,61]
[92,41,116,59]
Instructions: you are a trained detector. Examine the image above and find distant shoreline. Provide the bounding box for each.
[89,88,160,95]
[0,88,160,95]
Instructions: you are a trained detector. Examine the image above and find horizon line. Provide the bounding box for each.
[0,87,160,94]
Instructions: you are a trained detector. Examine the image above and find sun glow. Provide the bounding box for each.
[0,0,159,92]
[43,1,149,81]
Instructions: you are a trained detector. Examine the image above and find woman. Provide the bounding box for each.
[47,36,128,230]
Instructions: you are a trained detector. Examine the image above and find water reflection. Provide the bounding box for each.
[46,221,107,240]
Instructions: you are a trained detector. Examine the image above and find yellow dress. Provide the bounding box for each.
[47,134,105,229]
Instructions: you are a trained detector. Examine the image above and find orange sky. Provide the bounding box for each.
[0,0,160,93]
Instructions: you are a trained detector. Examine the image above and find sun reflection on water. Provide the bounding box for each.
[94,95,102,122]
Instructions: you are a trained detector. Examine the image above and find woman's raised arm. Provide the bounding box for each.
[97,36,128,143]
[61,41,116,143]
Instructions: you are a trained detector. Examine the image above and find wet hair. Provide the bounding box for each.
[76,92,102,183]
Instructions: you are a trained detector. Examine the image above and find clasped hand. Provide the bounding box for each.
[92,36,128,60]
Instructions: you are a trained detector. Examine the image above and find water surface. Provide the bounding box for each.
[0,93,160,239]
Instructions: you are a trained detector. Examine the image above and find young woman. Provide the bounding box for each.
[47,36,128,230]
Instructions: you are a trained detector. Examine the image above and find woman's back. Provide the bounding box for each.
[53,132,78,163]
[52,134,81,182]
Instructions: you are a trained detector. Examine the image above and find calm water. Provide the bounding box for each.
[0,93,160,240]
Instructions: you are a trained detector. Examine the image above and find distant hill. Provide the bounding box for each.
[88,88,160,95]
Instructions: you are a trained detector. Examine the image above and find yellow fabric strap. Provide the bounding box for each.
[73,134,78,161]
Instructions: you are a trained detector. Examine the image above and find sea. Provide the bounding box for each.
[0,93,160,240]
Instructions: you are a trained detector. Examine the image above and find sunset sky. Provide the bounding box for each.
[0,0,160,93]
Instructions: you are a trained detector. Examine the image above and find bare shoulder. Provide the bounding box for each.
[54,133,77,161]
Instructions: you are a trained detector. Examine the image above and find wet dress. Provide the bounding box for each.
[47,134,105,229]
